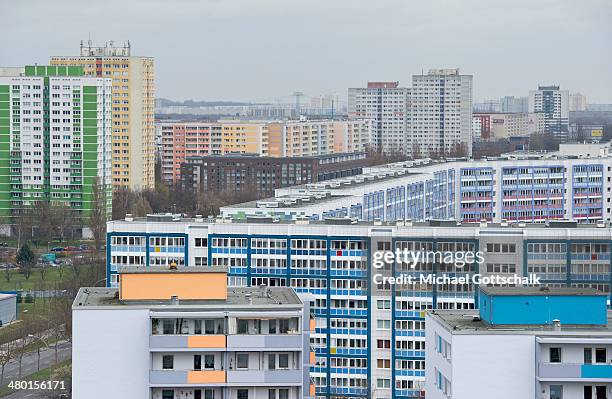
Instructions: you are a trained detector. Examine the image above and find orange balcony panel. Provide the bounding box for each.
[310,383,315,397]
[309,351,315,365]
[309,318,315,332]
[187,370,226,384]
[188,335,226,348]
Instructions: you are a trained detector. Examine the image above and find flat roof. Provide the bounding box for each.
[428,310,612,335]
[0,293,16,300]
[73,286,303,309]
[480,286,607,297]
[117,266,227,274]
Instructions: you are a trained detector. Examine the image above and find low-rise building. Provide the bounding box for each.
[180,152,369,199]
[73,266,312,399]
[426,286,612,399]
[472,112,544,140]
[0,293,17,326]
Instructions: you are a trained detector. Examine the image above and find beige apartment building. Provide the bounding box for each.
[51,41,155,190]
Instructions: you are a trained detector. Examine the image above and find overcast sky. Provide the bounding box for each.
[2,0,611,103]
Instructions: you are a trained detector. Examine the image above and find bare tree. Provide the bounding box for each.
[0,340,16,385]
[87,177,108,251]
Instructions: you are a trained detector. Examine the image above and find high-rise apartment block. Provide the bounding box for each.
[570,92,588,111]
[529,85,569,141]
[426,287,612,399]
[348,82,410,155]
[73,266,312,399]
[51,41,155,190]
[410,69,473,158]
[0,65,112,233]
[107,216,612,398]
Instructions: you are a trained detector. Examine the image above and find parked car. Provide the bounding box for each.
[79,244,90,251]
[51,246,64,252]
[64,245,78,252]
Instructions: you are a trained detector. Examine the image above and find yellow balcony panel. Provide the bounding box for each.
[187,370,226,384]
[188,335,226,349]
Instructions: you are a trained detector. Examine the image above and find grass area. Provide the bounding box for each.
[0,359,71,397]
[0,267,71,292]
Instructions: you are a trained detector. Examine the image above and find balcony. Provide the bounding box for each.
[150,370,226,385]
[227,334,302,350]
[538,362,612,381]
[226,369,302,384]
[149,335,226,350]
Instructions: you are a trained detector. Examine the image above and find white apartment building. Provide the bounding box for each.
[73,266,312,399]
[570,93,588,112]
[426,287,612,399]
[410,69,473,157]
[348,82,410,155]
[529,85,570,141]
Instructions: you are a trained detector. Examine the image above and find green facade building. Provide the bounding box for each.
[0,65,112,237]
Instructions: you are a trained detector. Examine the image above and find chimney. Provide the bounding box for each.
[195,214,204,223]
[125,213,133,222]
[245,293,252,304]
[405,219,413,227]
[170,295,179,305]
[479,219,488,228]
[552,319,561,331]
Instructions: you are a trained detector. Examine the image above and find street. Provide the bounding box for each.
[0,341,71,398]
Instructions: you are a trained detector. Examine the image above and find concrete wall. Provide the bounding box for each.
[72,308,150,399]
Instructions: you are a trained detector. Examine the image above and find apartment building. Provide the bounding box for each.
[73,266,312,399]
[222,142,612,225]
[472,112,545,140]
[570,93,588,112]
[348,81,410,155]
[157,120,371,184]
[107,215,612,398]
[51,41,155,190]
[180,152,368,198]
[426,287,612,399]
[0,65,112,234]
[410,69,473,158]
[529,85,570,142]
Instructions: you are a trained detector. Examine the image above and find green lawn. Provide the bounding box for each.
[0,359,71,397]
[0,267,71,293]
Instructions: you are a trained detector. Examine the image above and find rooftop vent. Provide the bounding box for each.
[170,295,179,305]
[552,319,561,331]
[125,213,133,222]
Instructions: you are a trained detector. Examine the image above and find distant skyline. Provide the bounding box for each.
[2,0,611,103]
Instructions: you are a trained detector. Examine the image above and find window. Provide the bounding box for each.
[550,385,563,399]
[237,389,249,399]
[584,386,592,399]
[595,348,607,363]
[584,348,592,364]
[163,319,174,334]
[162,355,174,370]
[204,390,215,399]
[194,320,202,335]
[162,390,174,399]
[268,390,276,399]
[195,237,207,247]
[278,353,289,369]
[237,320,248,334]
[205,355,215,369]
[236,353,249,369]
[194,390,202,399]
[377,319,391,330]
[549,347,561,363]
[268,353,276,370]
[377,378,391,388]
[268,320,277,334]
[205,320,215,334]
[279,319,289,333]
[279,389,289,399]
[194,354,201,370]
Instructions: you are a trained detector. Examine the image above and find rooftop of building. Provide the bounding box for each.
[183,151,367,163]
[428,310,612,335]
[480,286,607,297]
[114,213,611,231]
[73,285,303,309]
[217,143,612,212]
[117,266,227,274]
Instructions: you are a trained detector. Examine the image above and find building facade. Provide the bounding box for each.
[529,85,570,141]
[0,65,112,232]
[348,82,410,155]
[107,216,612,398]
[472,112,545,140]
[426,287,612,399]
[500,96,529,113]
[74,266,312,399]
[570,93,588,112]
[410,69,473,158]
[222,143,612,225]
[51,41,155,190]
[180,153,368,199]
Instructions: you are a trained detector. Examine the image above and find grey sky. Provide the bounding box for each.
[2,0,611,103]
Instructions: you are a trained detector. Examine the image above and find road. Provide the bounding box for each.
[0,341,71,399]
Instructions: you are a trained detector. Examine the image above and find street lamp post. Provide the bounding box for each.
[27,334,51,371]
